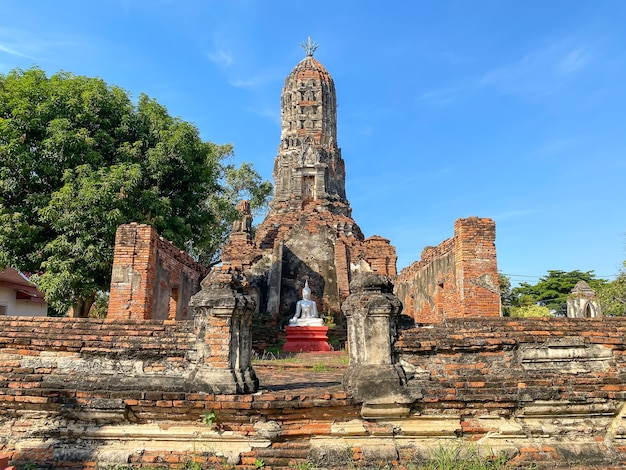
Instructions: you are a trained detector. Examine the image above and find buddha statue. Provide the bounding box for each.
[289,280,324,326]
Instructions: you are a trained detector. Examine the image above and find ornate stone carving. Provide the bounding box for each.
[272,42,345,208]
[232,200,252,233]
[342,273,419,418]
[188,267,258,394]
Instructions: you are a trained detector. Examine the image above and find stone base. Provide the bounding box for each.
[283,326,332,352]
[192,366,259,394]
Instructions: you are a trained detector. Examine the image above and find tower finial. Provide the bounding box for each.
[301,36,319,57]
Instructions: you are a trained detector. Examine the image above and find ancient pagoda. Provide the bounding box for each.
[221,39,397,324]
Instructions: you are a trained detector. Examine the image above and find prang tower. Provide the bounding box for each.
[221,39,397,323]
[271,37,348,213]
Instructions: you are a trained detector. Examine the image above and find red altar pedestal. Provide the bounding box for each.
[282,325,332,352]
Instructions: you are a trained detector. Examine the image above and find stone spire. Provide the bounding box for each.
[272,41,347,212]
[221,42,397,323]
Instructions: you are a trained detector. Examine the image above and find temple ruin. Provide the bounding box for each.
[105,41,500,326]
[221,42,397,324]
[567,280,603,318]
[396,217,501,323]
[0,41,624,469]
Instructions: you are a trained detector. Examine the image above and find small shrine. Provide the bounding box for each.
[567,280,602,318]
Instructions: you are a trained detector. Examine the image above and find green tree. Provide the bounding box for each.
[498,272,513,316]
[597,262,626,316]
[0,67,271,316]
[511,270,606,315]
[510,304,552,318]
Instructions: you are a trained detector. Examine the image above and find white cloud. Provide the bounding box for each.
[417,39,596,105]
[0,42,33,59]
[246,106,280,124]
[205,39,281,90]
[417,86,462,105]
[0,27,83,65]
[480,39,593,96]
[229,68,282,89]
[206,48,234,69]
[557,48,589,75]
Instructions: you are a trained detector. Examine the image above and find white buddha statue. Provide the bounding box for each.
[289,280,324,326]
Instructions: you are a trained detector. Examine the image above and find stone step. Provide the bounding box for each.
[240,442,311,469]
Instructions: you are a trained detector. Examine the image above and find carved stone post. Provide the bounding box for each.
[342,272,416,418]
[188,267,259,394]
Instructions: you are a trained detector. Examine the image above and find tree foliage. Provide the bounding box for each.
[0,67,271,316]
[498,272,513,316]
[510,270,605,315]
[509,304,552,318]
[597,262,626,316]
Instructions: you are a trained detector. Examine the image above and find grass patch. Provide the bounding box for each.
[414,443,512,470]
[252,350,349,371]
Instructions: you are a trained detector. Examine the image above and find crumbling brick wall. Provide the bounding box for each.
[361,235,397,277]
[0,315,358,468]
[395,317,626,467]
[107,223,209,320]
[395,217,500,322]
[0,315,625,468]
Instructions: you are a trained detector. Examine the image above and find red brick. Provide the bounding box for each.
[396,217,499,323]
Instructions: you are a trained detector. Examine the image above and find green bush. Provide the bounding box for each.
[509,304,552,318]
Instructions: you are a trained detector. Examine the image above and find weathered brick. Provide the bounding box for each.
[396,217,499,323]
[107,224,209,321]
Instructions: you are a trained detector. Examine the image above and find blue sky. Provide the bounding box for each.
[1,1,625,284]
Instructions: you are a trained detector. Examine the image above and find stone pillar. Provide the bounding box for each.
[266,243,283,316]
[342,273,417,418]
[188,267,259,394]
[108,223,158,320]
[315,167,326,198]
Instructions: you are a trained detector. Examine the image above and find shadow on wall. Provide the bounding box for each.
[279,245,326,325]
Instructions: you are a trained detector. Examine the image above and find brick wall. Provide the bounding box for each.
[362,235,397,277]
[1,315,625,468]
[396,317,626,467]
[395,217,500,322]
[0,315,358,468]
[107,223,209,320]
[333,239,351,303]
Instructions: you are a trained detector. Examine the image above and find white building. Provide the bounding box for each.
[0,268,48,316]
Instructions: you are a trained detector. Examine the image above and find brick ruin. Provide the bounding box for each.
[105,47,500,328]
[1,272,626,468]
[396,216,501,323]
[7,44,615,469]
[218,49,500,327]
[220,49,397,325]
[107,223,209,321]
